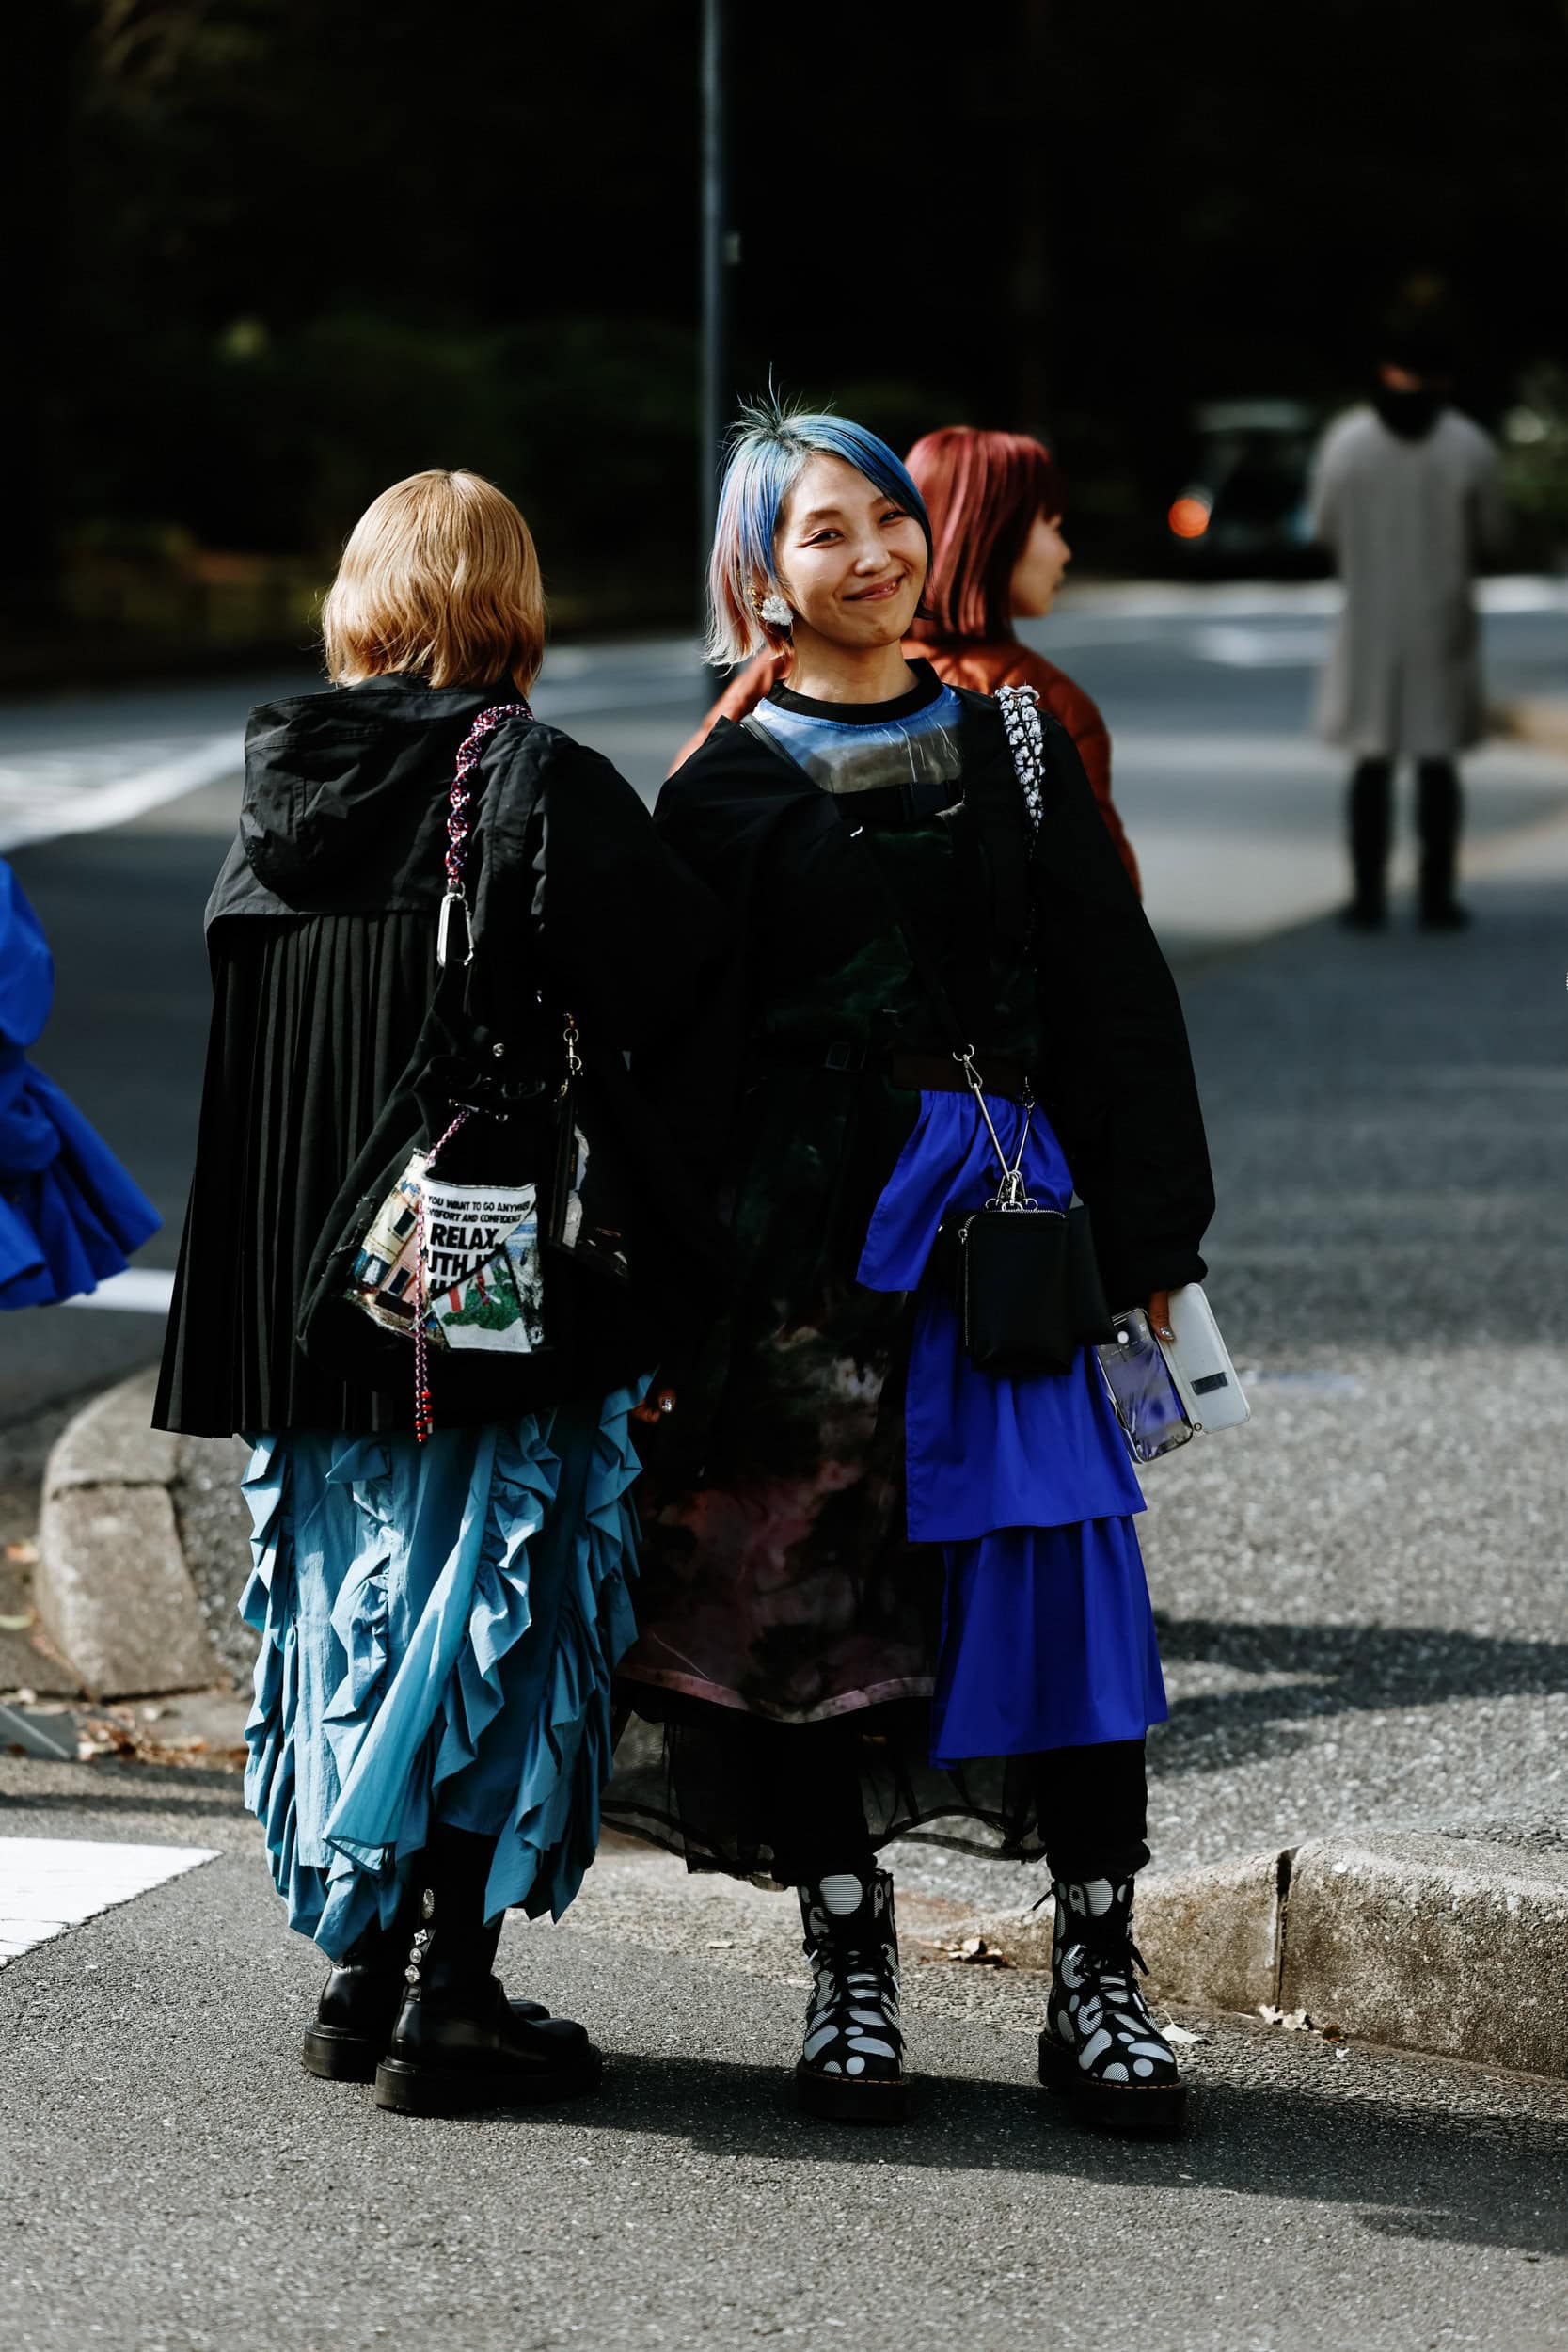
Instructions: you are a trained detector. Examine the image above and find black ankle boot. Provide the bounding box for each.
[304,1898,551,2084]
[1038,1873,1186,2137]
[795,1868,908,2123]
[373,1861,600,2117]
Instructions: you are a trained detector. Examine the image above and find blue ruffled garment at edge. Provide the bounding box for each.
[240,1381,647,1960]
[0,860,160,1308]
[857,1089,1167,1765]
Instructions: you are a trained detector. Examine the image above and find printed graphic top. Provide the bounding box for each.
[749,661,966,806]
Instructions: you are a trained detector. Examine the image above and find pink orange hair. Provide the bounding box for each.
[904,428,1066,644]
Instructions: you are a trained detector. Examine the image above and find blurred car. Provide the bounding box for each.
[1166,399,1327,575]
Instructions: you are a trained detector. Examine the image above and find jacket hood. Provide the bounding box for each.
[238,674,519,908]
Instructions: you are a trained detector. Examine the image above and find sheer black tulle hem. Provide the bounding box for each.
[605,1690,1056,1883]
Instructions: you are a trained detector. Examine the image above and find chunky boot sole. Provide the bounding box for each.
[794,2060,910,2124]
[1037,2034,1188,2138]
[303,2023,384,2084]
[373,2043,602,2118]
[305,1997,551,2085]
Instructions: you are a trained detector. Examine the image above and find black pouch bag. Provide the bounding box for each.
[952,1196,1113,1376]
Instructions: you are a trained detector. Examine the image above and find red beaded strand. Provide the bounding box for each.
[414,701,529,1438]
[413,1107,474,1443]
[442,700,530,954]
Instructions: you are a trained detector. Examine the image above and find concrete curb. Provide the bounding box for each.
[32,1375,1568,2082]
[34,1368,224,1699]
[960,1830,1568,2080]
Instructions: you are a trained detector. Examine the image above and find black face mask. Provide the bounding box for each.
[1373,382,1443,440]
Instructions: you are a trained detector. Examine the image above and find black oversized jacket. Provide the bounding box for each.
[647,684,1212,1311]
[154,675,728,1436]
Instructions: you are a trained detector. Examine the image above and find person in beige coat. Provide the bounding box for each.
[1311,329,1506,930]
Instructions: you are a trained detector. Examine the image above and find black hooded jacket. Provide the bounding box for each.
[154,675,729,1436]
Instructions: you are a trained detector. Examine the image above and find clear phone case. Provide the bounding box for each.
[1095,1309,1196,1464]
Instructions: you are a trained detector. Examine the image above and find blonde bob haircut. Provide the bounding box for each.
[321,469,546,696]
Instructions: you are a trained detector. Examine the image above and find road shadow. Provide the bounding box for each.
[1151,1614,1568,1778]
[0,1758,246,1826]
[498,2046,1568,2259]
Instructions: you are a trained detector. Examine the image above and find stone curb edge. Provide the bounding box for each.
[34,1366,225,1701]
[958,1832,1568,2083]
[1499,693,1568,756]
[33,1377,1568,2087]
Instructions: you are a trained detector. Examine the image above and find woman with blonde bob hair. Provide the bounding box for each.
[156,468,724,2118]
[610,404,1213,2137]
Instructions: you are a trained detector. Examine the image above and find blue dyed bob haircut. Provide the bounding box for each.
[705,397,933,666]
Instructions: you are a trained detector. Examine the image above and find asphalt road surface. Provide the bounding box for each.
[1,1775,1565,2352]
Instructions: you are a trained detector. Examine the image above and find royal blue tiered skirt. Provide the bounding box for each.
[0,862,159,1309]
[857,1089,1167,1764]
[241,1383,647,1959]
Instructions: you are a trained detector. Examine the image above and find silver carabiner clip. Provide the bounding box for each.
[436,890,472,970]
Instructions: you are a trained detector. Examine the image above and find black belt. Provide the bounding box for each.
[890,1050,1031,1099]
[760,1041,1032,1098]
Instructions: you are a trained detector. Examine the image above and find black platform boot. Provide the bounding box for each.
[1038,1873,1186,2137]
[795,1868,908,2123]
[373,1834,600,2117]
[303,1894,551,2084]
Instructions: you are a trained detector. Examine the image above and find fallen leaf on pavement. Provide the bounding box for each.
[75,1708,242,1771]
[936,1935,1014,1968]
[1161,2019,1206,2047]
[4,1541,39,1565]
[705,1938,735,1949]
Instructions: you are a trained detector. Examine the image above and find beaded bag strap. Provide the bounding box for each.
[436,701,531,969]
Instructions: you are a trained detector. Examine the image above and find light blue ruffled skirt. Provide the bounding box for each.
[240,1383,646,1960]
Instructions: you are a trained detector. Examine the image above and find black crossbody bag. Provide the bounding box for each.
[740,690,1114,1377]
[297,704,649,1436]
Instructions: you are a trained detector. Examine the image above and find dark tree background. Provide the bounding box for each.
[10,0,1568,665]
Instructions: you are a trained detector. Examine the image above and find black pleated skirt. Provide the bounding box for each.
[154,913,436,1437]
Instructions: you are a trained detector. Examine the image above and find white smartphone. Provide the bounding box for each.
[1159,1285,1250,1433]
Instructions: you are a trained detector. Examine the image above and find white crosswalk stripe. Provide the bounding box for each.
[0,1836,218,1964]
[60,1266,176,1316]
[0,734,244,854]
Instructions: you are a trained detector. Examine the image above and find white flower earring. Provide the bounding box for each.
[756,589,793,628]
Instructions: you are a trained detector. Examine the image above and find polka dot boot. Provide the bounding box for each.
[795,1867,909,2123]
[1038,1873,1188,2137]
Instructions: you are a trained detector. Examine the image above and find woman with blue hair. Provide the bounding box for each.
[611,404,1215,2136]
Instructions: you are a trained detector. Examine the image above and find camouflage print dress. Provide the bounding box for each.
[608,665,1213,1872]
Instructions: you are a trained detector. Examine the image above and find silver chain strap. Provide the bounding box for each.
[996,682,1046,834]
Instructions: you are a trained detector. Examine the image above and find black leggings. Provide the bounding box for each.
[758,1719,1149,1888]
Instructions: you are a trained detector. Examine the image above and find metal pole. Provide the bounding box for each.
[699,0,733,576]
